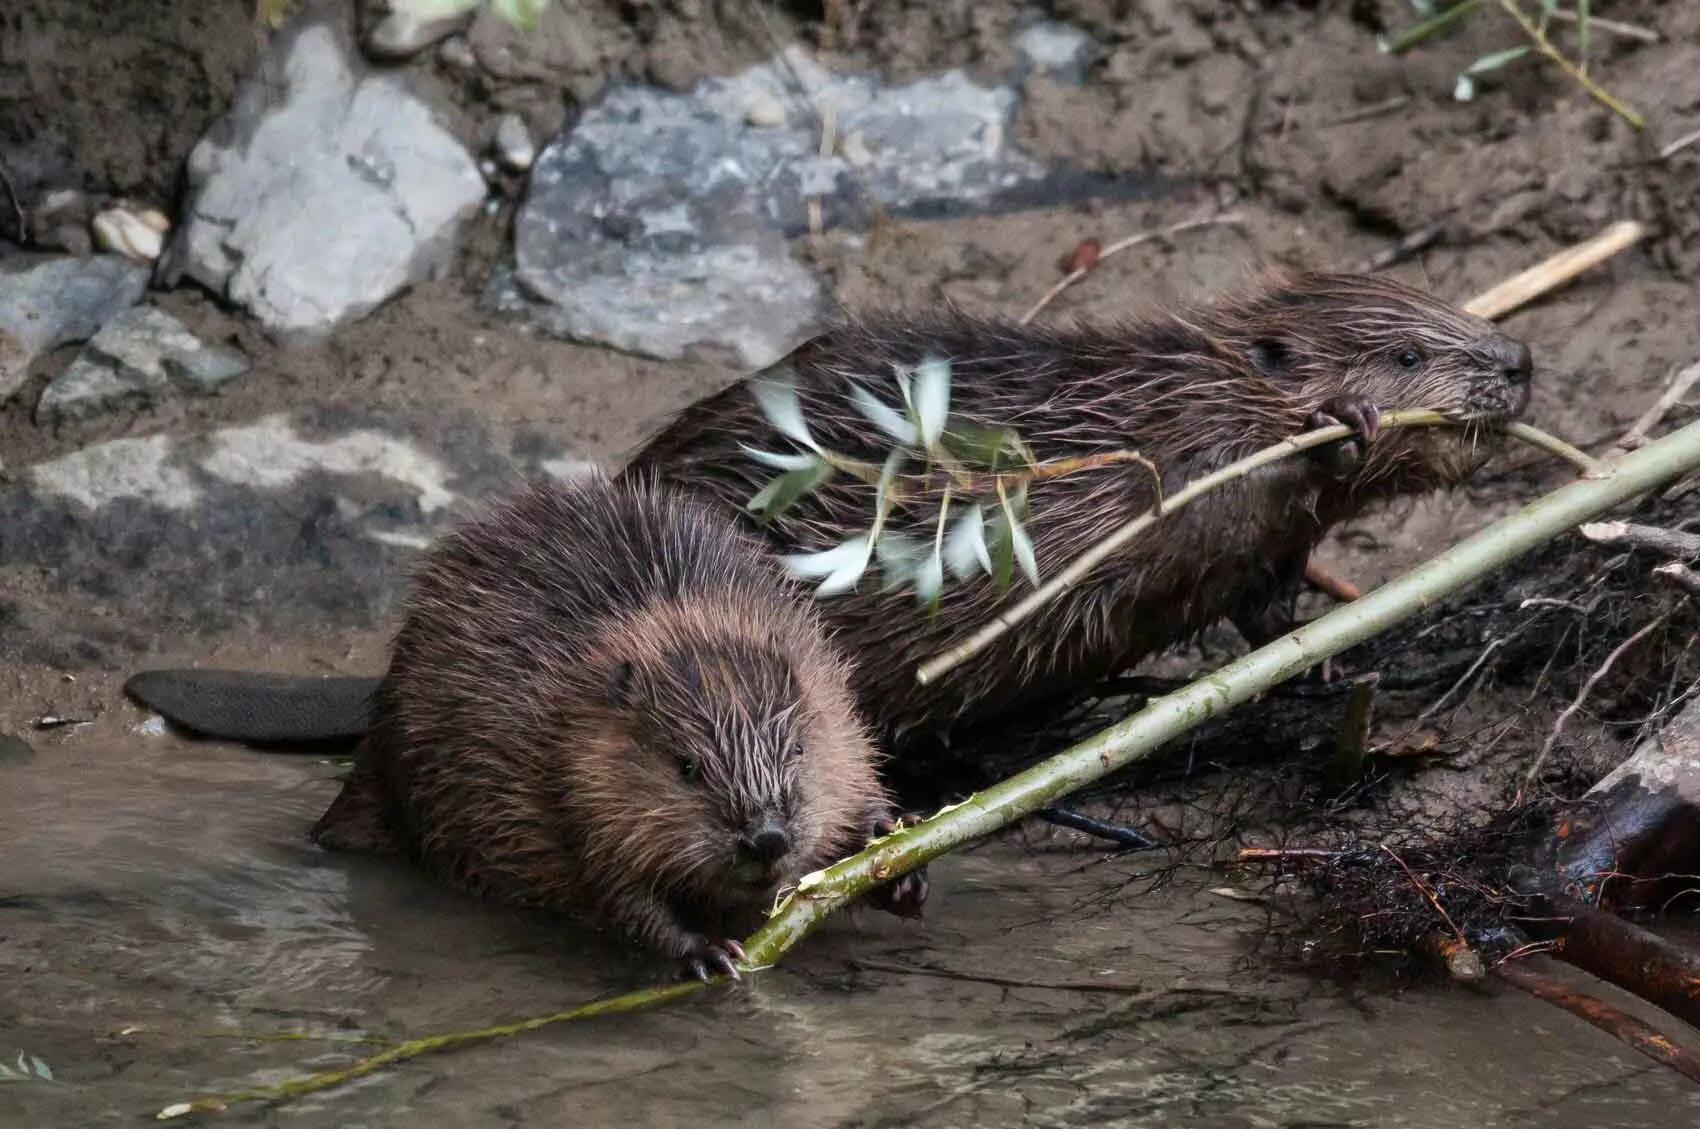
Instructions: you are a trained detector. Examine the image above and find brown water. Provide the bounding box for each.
[3,729,1698,1128]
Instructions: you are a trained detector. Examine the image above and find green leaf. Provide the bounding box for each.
[849,383,919,445]
[1576,0,1590,64]
[939,419,1030,472]
[944,503,991,579]
[1463,45,1531,75]
[490,0,547,29]
[751,376,821,452]
[874,532,926,591]
[739,444,820,472]
[983,507,1016,592]
[746,459,834,522]
[782,535,874,597]
[1379,0,1487,55]
[28,1056,50,1081]
[913,548,945,607]
[999,483,1040,588]
[912,356,951,452]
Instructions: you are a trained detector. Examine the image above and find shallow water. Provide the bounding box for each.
[3,730,1699,1128]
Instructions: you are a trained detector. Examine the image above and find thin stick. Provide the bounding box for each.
[1495,959,1700,1086]
[1610,361,1700,455]
[1503,421,1607,476]
[1655,562,1700,597]
[1578,521,1700,560]
[1237,846,1351,862]
[1305,559,1363,602]
[1661,126,1700,161]
[1545,8,1659,44]
[1461,220,1646,321]
[916,412,1598,687]
[1380,842,1466,945]
[1324,95,1412,127]
[1521,611,1670,796]
[155,419,1700,1119]
[0,158,24,244]
[1018,213,1247,325]
[1493,0,1644,129]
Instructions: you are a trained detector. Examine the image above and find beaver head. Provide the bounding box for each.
[1210,268,1534,489]
[564,599,881,912]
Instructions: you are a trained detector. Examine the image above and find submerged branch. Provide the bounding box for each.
[158,419,1700,1120]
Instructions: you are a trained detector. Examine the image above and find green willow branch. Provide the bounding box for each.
[915,412,1601,687]
[158,418,1700,1120]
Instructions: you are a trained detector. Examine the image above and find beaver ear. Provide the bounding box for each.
[606,661,635,706]
[1247,338,1295,379]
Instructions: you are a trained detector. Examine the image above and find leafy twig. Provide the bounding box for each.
[1492,0,1642,127]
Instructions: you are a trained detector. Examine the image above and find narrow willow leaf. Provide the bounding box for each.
[746,460,834,521]
[752,377,821,452]
[1463,45,1531,74]
[912,356,951,452]
[1453,73,1476,102]
[0,1060,17,1080]
[999,483,1040,588]
[781,535,874,597]
[983,508,1016,592]
[739,444,821,472]
[849,384,919,445]
[939,419,1030,472]
[875,532,926,591]
[1576,0,1589,64]
[914,549,945,606]
[944,503,989,580]
[28,1056,50,1081]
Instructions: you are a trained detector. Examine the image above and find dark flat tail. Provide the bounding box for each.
[124,669,379,745]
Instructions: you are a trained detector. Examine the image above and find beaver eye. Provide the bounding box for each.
[677,756,700,783]
[789,741,805,761]
[1396,348,1422,369]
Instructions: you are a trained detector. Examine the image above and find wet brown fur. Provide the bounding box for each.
[624,268,1535,742]
[312,474,897,968]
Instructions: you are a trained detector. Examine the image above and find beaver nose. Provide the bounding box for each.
[1488,336,1533,384]
[738,818,790,864]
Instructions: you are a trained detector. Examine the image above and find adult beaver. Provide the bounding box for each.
[133,476,925,981]
[131,269,1532,754]
[625,268,1534,740]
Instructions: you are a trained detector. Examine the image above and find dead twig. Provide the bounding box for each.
[1352,222,1445,274]
[1609,361,1700,456]
[1019,212,1247,325]
[1579,521,1700,560]
[1035,808,1160,851]
[1660,126,1700,161]
[1492,0,1644,129]
[1521,612,1671,799]
[1461,220,1646,321]
[1494,959,1700,1086]
[1380,842,1467,946]
[1324,95,1412,127]
[1655,562,1700,597]
[0,158,25,244]
[851,959,1149,995]
[1330,674,1379,790]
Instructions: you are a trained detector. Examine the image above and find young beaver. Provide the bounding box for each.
[144,476,925,981]
[624,268,1534,742]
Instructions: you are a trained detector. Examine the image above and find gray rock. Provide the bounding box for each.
[162,22,486,341]
[0,254,151,402]
[35,306,250,425]
[503,45,1049,368]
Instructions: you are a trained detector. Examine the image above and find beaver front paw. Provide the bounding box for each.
[680,937,746,982]
[1306,394,1382,477]
[862,815,929,920]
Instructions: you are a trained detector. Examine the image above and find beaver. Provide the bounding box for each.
[623,267,1534,741]
[130,268,1532,755]
[133,476,925,981]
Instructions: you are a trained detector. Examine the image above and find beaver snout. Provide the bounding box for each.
[736,816,790,865]
[1485,335,1533,386]
[1469,334,1534,418]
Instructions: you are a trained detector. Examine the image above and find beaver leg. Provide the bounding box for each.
[309,754,404,855]
[858,812,930,919]
[1305,393,1382,478]
[601,885,747,981]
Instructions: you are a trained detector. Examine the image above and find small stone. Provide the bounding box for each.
[134,714,168,737]
[1014,21,1092,82]
[91,207,167,263]
[363,0,476,61]
[0,254,151,403]
[744,88,786,128]
[493,112,535,173]
[35,306,251,425]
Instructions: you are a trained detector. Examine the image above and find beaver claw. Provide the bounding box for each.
[680,937,746,982]
[1307,394,1382,477]
[863,815,930,920]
